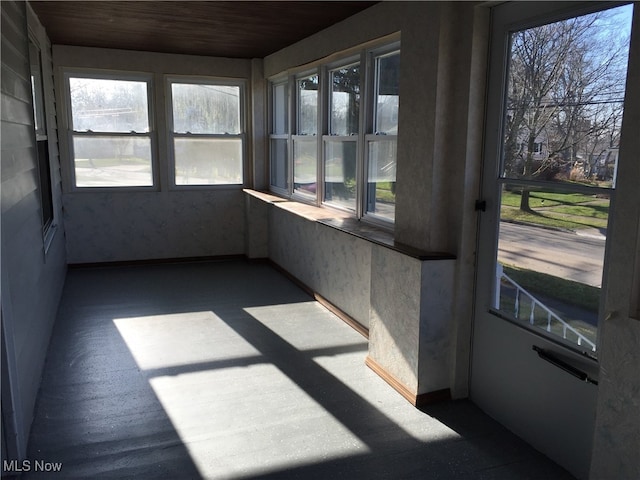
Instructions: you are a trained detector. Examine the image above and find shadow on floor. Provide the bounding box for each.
[24,260,575,479]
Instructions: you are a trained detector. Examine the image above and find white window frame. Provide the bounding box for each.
[532,141,543,154]
[269,77,290,196]
[268,38,400,227]
[323,55,363,213]
[63,69,157,191]
[166,76,247,189]
[29,34,57,251]
[363,45,400,225]
[292,70,321,202]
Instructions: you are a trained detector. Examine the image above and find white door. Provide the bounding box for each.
[471,2,635,479]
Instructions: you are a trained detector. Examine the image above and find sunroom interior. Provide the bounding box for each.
[1,1,639,479]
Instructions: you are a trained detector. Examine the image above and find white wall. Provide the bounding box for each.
[1,1,67,459]
[52,46,254,263]
[268,206,373,326]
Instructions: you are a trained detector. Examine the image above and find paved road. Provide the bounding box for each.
[498,222,606,287]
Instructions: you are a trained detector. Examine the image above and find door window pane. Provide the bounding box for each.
[501,6,632,188]
[174,137,242,185]
[493,4,633,352]
[324,140,357,210]
[495,188,610,352]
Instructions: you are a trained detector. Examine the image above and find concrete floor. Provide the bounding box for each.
[26,260,575,479]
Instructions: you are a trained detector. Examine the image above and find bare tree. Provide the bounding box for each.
[503,9,630,211]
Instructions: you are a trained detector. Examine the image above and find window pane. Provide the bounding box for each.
[501,5,632,188]
[73,135,152,187]
[375,52,400,134]
[29,41,46,136]
[172,83,240,134]
[270,138,289,190]
[29,40,53,231]
[367,139,396,220]
[495,188,609,352]
[69,78,149,133]
[331,64,360,136]
[273,83,288,135]
[298,75,318,135]
[293,138,317,197]
[324,140,356,210]
[37,140,53,231]
[174,137,242,185]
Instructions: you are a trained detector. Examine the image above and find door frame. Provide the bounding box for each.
[470,2,635,478]
[475,0,625,354]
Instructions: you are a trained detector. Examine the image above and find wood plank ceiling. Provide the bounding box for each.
[29,1,378,58]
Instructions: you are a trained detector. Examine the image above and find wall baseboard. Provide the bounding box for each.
[68,254,246,269]
[365,356,451,407]
[267,260,369,339]
[313,292,369,339]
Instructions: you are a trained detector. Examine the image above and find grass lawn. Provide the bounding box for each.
[501,190,609,231]
[503,265,600,312]
[501,207,609,230]
[549,204,609,219]
[501,190,600,207]
[375,181,396,203]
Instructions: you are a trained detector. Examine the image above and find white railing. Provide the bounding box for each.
[494,264,596,352]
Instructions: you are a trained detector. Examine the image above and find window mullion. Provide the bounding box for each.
[318,67,327,205]
[355,50,368,220]
[287,74,294,195]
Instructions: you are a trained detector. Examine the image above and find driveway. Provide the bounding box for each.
[498,222,606,287]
